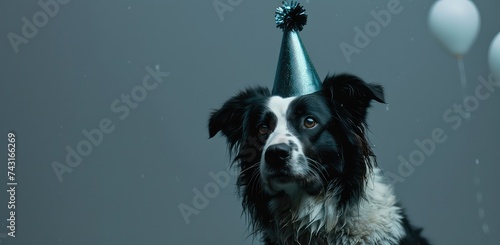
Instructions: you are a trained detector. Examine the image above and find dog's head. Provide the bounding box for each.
[209,74,384,209]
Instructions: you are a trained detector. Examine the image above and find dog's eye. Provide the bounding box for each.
[258,124,271,135]
[304,116,317,129]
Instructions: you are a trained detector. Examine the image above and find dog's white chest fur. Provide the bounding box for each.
[266,168,406,245]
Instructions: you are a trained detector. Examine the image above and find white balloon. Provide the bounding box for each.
[489,32,500,82]
[428,0,481,57]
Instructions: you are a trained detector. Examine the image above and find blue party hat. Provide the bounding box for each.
[272,1,321,97]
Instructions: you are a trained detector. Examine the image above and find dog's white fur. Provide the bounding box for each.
[264,167,406,245]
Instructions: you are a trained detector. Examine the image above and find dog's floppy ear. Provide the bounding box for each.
[321,73,385,124]
[208,87,270,146]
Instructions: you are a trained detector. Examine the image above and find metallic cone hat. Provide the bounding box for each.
[272,1,322,97]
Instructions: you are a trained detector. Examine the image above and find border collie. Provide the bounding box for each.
[208,74,430,245]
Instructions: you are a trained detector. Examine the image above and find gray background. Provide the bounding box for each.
[0,0,499,244]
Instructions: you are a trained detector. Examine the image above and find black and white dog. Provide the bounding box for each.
[208,74,430,245]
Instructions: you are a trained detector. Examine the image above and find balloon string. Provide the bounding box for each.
[457,57,468,100]
[457,58,467,88]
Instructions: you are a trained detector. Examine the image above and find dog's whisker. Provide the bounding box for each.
[305,157,324,170]
[306,157,328,173]
[247,167,262,197]
[306,158,328,181]
[240,162,260,175]
[306,162,324,178]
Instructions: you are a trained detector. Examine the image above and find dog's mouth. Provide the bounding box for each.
[273,175,293,183]
[263,166,315,194]
[262,167,296,192]
[262,162,325,196]
[267,172,294,183]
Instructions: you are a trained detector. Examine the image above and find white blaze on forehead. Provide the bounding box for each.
[267,96,296,137]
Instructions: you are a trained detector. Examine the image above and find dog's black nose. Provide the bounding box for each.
[265,143,291,167]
